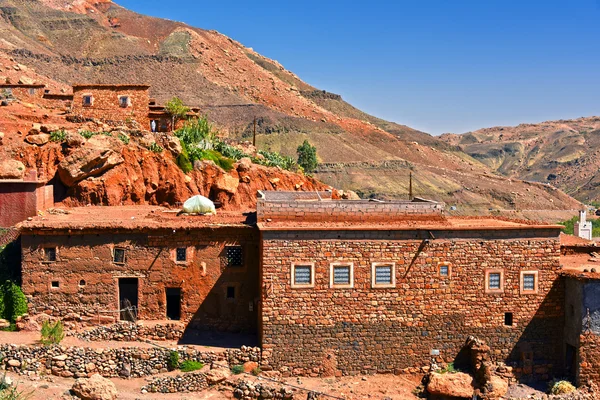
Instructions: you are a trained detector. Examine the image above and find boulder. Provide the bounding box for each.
[71,374,118,400]
[0,159,25,179]
[215,174,240,194]
[236,157,252,172]
[18,76,34,85]
[165,135,182,155]
[66,132,85,148]
[25,134,50,146]
[205,367,231,385]
[243,361,259,373]
[341,190,361,200]
[40,124,61,134]
[138,133,156,148]
[58,136,124,186]
[0,319,10,329]
[427,372,474,399]
[484,375,508,399]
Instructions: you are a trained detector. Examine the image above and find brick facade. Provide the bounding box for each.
[21,226,259,332]
[71,84,151,130]
[260,228,564,377]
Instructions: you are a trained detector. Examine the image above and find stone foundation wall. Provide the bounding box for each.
[21,226,259,332]
[260,230,564,376]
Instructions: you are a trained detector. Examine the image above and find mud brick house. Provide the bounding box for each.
[256,192,565,377]
[18,206,259,331]
[71,84,151,130]
[0,170,53,228]
[0,83,46,99]
[560,240,600,386]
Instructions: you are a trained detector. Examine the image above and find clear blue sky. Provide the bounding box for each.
[117,0,600,135]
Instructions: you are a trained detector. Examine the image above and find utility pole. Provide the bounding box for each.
[409,171,413,200]
[253,117,257,147]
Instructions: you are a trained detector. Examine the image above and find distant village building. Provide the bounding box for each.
[71,84,152,130]
[0,170,53,227]
[0,83,46,99]
[575,210,593,240]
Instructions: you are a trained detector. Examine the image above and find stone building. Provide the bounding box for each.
[0,170,53,228]
[71,84,151,130]
[0,83,46,100]
[16,191,600,384]
[19,206,259,332]
[257,192,564,378]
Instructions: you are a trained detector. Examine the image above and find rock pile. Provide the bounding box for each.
[75,321,184,342]
[141,371,208,393]
[233,380,294,399]
[226,346,262,366]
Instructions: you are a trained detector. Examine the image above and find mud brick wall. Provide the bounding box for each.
[21,226,259,332]
[71,86,150,130]
[260,228,564,377]
[257,198,443,223]
[0,182,52,227]
[6,86,45,99]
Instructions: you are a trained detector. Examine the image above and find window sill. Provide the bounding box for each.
[372,284,396,289]
[291,284,315,289]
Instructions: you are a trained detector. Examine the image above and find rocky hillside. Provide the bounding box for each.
[0,0,584,212]
[440,117,600,203]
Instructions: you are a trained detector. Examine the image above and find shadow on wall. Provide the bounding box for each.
[178,245,259,347]
[506,279,565,382]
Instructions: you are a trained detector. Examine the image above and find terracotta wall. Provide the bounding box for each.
[260,228,564,376]
[0,182,53,227]
[21,226,260,331]
[71,87,150,130]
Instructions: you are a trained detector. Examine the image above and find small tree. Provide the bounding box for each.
[164,97,190,131]
[296,140,318,172]
[40,320,64,345]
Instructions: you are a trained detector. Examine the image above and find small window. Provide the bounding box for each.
[330,263,353,288]
[82,95,93,106]
[489,273,501,289]
[28,88,35,95]
[79,280,86,287]
[226,286,236,299]
[485,269,504,293]
[226,246,243,267]
[51,281,59,288]
[372,263,395,288]
[119,96,130,108]
[44,247,57,262]
[113,248,126,264]
[291,263,314,288]
[520,271,539,294]
[176,248,187,262]
[438,262,451,277]
[504,312,513,326]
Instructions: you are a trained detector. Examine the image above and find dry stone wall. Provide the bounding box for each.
[260,228,563,377]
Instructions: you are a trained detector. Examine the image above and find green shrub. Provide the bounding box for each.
[101,131,113,137]
[79,130,96,139]
[253,150,298,171]
[175,117,213,145]
[165,97,191,129]
[231,364,244,375]
[148,143,164,153]
[180,360,204,372]
[297,140,318,172]
[0,282,27,323]
[118,134,130,144]
[251,366,261,376]
[439,362,459,374]
[0,381,33,400]
[40,320,64,345]
[49,130,66,142]
[213,140,246,161]
[549,380,575,395]
[168,351,180,371]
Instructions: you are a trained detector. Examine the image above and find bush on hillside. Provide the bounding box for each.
[296,140,318,172]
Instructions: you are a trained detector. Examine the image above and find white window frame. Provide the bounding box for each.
[329,262,354,289]
[520,270,539,294]
[118,95,131,108]
[291,262,315,289]
[82,94,93,107]
[371,262,396,288]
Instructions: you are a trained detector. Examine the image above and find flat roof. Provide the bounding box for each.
[0,84,46,88]
[18,206,255,232]
[72,84,151,90]
[258,216,562,231]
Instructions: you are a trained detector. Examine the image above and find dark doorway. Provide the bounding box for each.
[166,288,182,320]
[566,344,577,380]
[119,278,138,321]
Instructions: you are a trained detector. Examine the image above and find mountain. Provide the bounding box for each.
[440,116,600,203]
[0,0,583,214]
